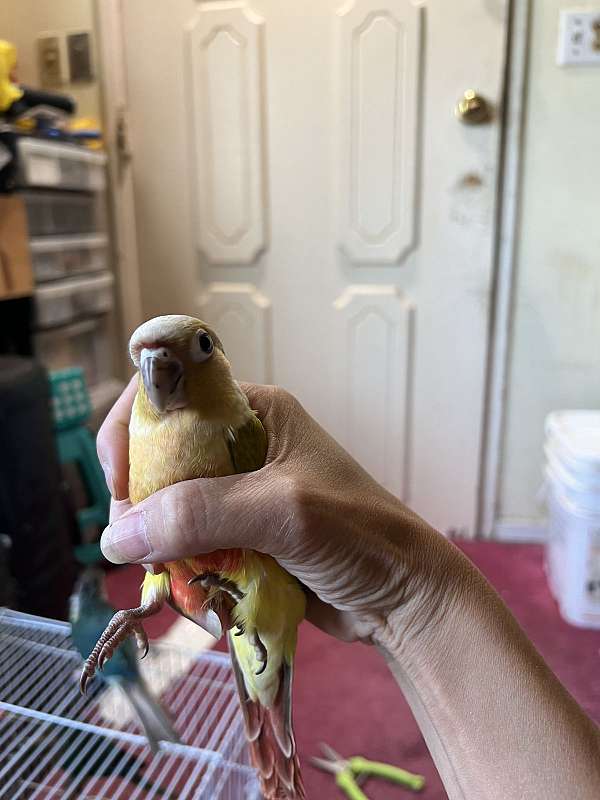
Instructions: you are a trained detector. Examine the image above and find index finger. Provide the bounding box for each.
[96,375,138,500]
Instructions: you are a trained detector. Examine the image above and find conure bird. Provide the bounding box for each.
[80,315,306,799]
[70,566,179,753]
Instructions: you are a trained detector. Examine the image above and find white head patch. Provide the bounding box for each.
[129,315,199,368]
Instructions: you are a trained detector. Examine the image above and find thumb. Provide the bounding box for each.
[100,471,267,565]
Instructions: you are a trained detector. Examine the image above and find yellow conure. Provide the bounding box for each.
[0,41,23,113]
[81,315,306,799]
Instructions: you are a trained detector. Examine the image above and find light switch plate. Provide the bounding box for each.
[37,33,64,87]
[67,31,94,82]
[557,9,600,66]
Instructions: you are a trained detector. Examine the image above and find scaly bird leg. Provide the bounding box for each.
[79,601,162,695]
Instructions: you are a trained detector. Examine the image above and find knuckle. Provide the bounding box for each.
[272,386,300,412]
[280,473,314,530]
[158,481,206,554]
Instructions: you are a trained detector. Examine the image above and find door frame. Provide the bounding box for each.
[477,0,532,538]
[96,0,532,538]
[95,0,144,373]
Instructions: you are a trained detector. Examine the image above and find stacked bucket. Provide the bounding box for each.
[544,411,600,629]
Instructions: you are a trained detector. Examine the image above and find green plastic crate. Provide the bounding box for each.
[49,367,92,430]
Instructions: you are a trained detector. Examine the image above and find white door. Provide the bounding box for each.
[113,0,508,536]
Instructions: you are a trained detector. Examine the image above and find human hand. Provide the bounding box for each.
[98,381,463,648]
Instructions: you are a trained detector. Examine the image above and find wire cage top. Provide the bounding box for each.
[0,608,260,800]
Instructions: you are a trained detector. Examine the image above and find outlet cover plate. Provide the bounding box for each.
[557,9,600,66]
[37,33,64,87]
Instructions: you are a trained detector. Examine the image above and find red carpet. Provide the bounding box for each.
[106,542,600,799]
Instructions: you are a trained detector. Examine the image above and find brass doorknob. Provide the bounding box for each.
[455,90,491,125]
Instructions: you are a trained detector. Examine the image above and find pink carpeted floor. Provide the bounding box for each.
[106,542,600,800]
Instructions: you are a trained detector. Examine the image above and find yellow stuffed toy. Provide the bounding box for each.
[0,40,23,114]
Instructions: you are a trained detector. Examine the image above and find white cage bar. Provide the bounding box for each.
[0,608,260,799]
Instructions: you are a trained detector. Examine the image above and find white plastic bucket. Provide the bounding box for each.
[543,410,600,629]
[544,482,600,629]
[544,452,600,514]
[545,411,600,479]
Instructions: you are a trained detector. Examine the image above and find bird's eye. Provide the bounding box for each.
[199,332,213,353]
[191,329,214,362]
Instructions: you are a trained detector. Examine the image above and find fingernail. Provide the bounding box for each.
[100,511,151,564]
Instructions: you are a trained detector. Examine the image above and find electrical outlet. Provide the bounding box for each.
[557,9,600,66]
[37,33,64,87]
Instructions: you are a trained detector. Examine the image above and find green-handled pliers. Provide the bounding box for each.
[310,742,425,799]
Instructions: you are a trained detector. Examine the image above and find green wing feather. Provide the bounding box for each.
[226,412,267,474]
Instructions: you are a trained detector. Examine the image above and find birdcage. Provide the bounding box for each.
[0,608,261,799]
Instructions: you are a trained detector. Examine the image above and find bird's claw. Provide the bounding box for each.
[249,630,268,676]
[187,573,266,674]
[188,572,245,604]
[79,664,93,696]
[134,627,150,658]
[79,602,160,695]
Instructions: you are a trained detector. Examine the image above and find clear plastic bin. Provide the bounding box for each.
[30,234,110,282]
[73,272,115,316]
[35,272,114,328]
[17,137,107,191]
[23,190,107,236]
[34,315,114,388]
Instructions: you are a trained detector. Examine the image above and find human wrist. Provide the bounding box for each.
[370,512,486,665]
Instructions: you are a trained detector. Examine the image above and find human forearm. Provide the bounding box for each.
[377,530,600,800]
[97,382,600,799]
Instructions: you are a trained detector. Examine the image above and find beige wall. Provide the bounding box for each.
[0,0,101,121]
[497,0,600,527]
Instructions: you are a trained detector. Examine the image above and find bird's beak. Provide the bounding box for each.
[140,346,185,413]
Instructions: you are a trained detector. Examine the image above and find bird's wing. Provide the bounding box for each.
[226,412,267,474]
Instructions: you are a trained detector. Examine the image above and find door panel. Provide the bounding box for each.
[187,5,267,263]
[337,0,421,263]
[120,0,508,535]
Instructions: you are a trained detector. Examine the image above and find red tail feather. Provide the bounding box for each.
[245,699,305,799]
[229,635,305,800]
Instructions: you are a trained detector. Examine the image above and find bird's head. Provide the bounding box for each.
[129,315,239,420]
[70,567,106,623]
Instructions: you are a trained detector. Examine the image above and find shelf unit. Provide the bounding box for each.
[16,137,124,411]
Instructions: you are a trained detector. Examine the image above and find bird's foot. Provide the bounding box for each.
[79,601,162,695]
[188,572,245,603]
[187,573,267,673]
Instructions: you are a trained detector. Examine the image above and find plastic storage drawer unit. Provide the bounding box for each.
[16,138,107,191]
[22,190,107,237]
[29,234,110,282]
[34,316,113,388]
[35,272,114,328]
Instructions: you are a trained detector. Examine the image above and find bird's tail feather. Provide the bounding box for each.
[229,633,305,799]
[245,699,305,799]
[119,678,180,753]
